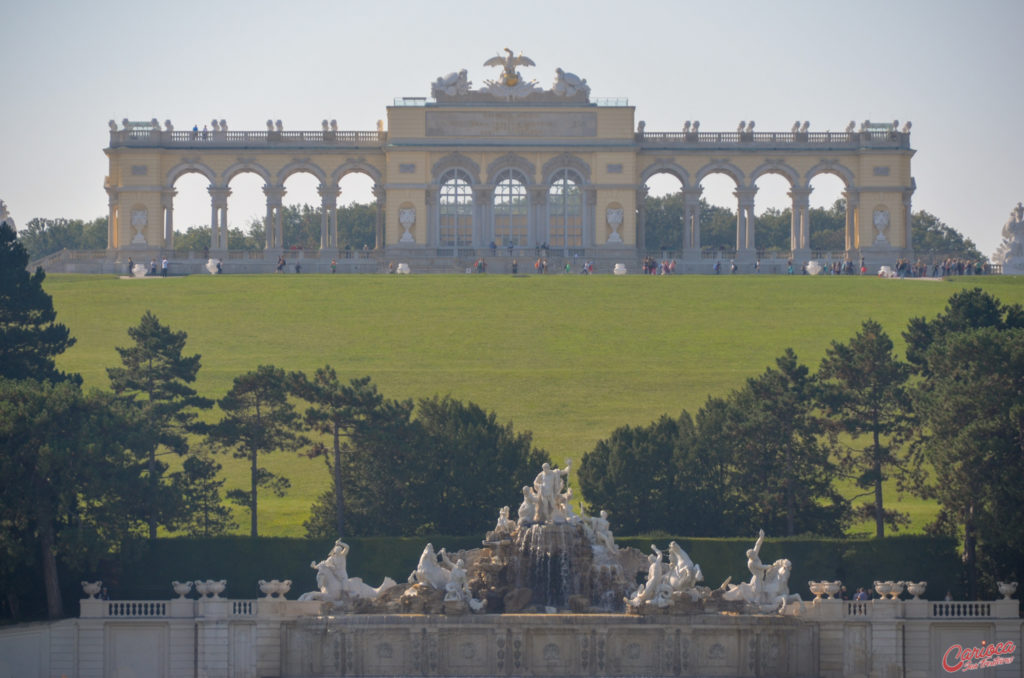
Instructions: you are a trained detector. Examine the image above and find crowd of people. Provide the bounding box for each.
[894,257,994,278]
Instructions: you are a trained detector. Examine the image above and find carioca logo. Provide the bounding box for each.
[942,641,1016,672]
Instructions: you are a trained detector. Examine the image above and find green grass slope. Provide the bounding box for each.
[44,273,1024,536]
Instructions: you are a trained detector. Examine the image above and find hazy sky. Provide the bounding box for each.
[2,0,1022,256]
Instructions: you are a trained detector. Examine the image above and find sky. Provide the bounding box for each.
[2,0,1022,257]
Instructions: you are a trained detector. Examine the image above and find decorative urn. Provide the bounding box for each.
[906,581,927,600]
[808,581,827,600]
[874,581,892,599]
[997,581,1018,600]
[823,580,842,599]
[172,580,193,598]
[81,581,102,599]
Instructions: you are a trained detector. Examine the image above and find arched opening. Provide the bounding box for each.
[439,168,474,250]
[493,169,529,250]
[642,173,684,253]
[808,173,847,254]
[698,173,739,254]
[548,168,583,253]
[752,173,793,255]
[280,171,321,250]
[171,172,213,253]
[338,172,376,252]
[223,171,265,251]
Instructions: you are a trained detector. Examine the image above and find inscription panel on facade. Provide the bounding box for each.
[426,111,597,138]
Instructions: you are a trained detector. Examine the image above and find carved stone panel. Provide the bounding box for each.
[426,111,597,138]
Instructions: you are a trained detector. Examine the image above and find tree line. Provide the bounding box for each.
[19,199,982,264]
[578,289,1024,598]
[18,203,377,261]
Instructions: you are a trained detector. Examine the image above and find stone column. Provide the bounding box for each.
[373,185,385,250]
[106,187,118,250]
[788,188,811,251]
[208,187,230,250]
[161,190,175,249]
[635,186,648,252]
[319,184,340,251]
[843,190,859,252]
[263,185,285,251]
[734,187,757,253]
[682,186,703,258]
[529,187,547,250]
[584,188,597,249]
[902,188,914,252]
[475,186,492,250]
[425,187,439,247]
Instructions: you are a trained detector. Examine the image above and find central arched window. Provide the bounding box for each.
[548,169,582,249]
[493,169,528,247]
[439,169,473,248]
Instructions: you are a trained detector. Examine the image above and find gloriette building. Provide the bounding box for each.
[98,50,915,274]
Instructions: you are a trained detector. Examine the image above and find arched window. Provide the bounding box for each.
[439,169,473,248]
[548,169,583,249]
[493,170,528,248]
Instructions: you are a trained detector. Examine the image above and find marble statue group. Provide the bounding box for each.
[296,461,806,616]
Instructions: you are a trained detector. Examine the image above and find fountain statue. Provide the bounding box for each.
[296,462,802,619]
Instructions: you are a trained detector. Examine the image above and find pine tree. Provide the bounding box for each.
[0,223,78,384]
[107,311,213,539]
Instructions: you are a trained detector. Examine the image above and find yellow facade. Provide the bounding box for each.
[104,82,914,269]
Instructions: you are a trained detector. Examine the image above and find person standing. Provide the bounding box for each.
[160,257,168,277]
[126,257,134,275]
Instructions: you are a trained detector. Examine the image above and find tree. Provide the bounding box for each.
[207,365,307,536]
[303,389,550,537]
[717,349,847,536]
[107,312,213,538]
[913,328,1024,598]
[16,217,107,260]
[413,395,550,535]
[168,455,237,537]
[0,379,152,618]
[289,370,394,538]
[817,320,917,537]
[911,210,985,260]
[904,288,1024,374]
[808,199,846,251]
[578,414,682,535]
[0,223,79,384]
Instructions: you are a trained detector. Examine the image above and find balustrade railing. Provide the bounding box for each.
[639,130,909,148]
[105,601,168,617]
[232,600,255,616]
[112,129,385,148]
[931,601,993,618]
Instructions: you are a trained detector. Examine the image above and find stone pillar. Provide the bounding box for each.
[319,184,339,251]
[372,185,385,250]
[903,188,914,252]
[635,186,648,252]
[209,187,230,250]
[161,189,175,249]
[584,188,597,248]
[263,185,285,251]
[425,187,439,247]
[843,190,859,252]
[734,187,757,254]
[682,187,703,256]
[106,187,118,250]
[529,187,547,250]
[475,186,492,249]
[788,188,811,251]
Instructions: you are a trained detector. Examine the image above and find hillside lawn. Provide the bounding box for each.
[44,273,1024,537]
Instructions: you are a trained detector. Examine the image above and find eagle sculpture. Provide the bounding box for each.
[484,48,535,87]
